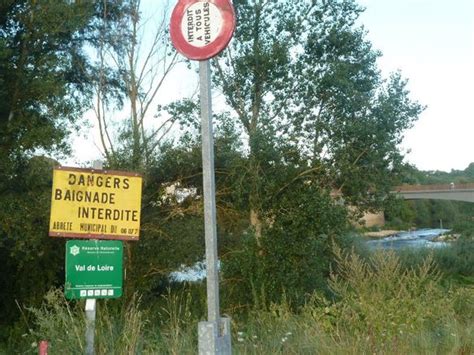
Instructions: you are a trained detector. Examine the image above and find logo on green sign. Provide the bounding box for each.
[70,245,80,256]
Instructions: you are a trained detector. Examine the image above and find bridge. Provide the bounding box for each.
[394,183,474,203]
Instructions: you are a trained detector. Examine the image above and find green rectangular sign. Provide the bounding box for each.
[65,240,123,299]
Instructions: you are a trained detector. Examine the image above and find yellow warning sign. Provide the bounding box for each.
[49,166,142,241]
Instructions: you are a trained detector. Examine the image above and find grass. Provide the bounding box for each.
[230,246,474,354]
[3,245,474,354]
[4,289,199,354]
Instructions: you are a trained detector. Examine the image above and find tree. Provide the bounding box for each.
[0,0,124,327]
[0,1,96,182]
[204,0,423,306]
[222,182,349,308]
[126,109,247,296]
[388,163,474,229]
[213,0,423,241]
[92,0,181,172]
[87,0,205,299]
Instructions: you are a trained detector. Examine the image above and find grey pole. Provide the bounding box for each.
[85,299,96,355]
[200,60,220,322]
[198,60,231,354]
[85,160,103,355]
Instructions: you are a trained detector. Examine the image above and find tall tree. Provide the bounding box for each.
[92,0,181,172]
[0,0,124,327]
[0,0,95,180]
[213,0,423,238]
[88,0,195,299]
[201,0,425,305]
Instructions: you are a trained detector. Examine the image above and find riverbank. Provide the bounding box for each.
[432,233,460,242]
[363,230,400,239]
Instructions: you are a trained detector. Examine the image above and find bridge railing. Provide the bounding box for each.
[395,183,474,192]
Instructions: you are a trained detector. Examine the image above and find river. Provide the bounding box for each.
[366,228,451,250]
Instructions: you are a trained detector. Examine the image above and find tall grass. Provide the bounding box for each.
[396,235,474,285]
[7,247,474,354]
[230,247,474,354]
[95,294,146,354]
[27,288,85,354]
[435,236,474,279]
[153,287,198,354]
[11,288,199,354]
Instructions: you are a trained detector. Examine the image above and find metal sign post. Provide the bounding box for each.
[85,298,96,355]
[197,60,231,354]
[170,1,236,353]
[200,60,219,324]
[85,160,102,355]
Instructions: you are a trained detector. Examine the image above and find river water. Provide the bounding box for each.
[366,229,451,250]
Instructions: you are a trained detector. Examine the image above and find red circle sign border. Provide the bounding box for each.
[170,0,236,61]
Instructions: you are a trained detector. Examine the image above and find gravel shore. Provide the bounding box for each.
[363,230,401,239]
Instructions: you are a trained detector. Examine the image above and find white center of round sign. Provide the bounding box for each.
[180,2,223,48]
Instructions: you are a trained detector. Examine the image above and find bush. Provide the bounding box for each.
[229,257,474,354]
[435,235,474,279]
[6,251,473,354]
[222,185,349,311]
[301,247,474,353]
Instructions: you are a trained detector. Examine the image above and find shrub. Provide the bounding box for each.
[435,235,474,279]
[25,289,85,354]
[301,247,473,353]
[222,185,349,311]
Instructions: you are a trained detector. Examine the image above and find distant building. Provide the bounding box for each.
[359,211,385,228]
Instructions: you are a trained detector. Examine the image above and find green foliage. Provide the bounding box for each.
[9,287,201,354]
[4,252,474,354]
[228,247,474,354]
[206,0,425,314]
[401,162,474,185]
[435,235,474,279]
[152,287,200,353]
[387,234,474,285]
[215,0,423,222]
[26,289,86,354]
[229,294,474,354]
[0,157,65,327]
[324,248,448,336]
[119,113,247,300]
[386,198,474,229]
[389,162,474,229]
[303,247,474,353]
[222,186,349,309]
[454,218,474,235]
[383,195,416,229]
[0,0,129,328]
[0,1,98,164]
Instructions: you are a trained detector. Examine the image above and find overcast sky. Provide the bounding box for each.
[358,0,474,172]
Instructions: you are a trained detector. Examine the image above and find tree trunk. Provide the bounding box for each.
[250,208,262,243]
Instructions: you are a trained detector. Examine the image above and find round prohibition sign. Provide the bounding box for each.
[170,0,236,60]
